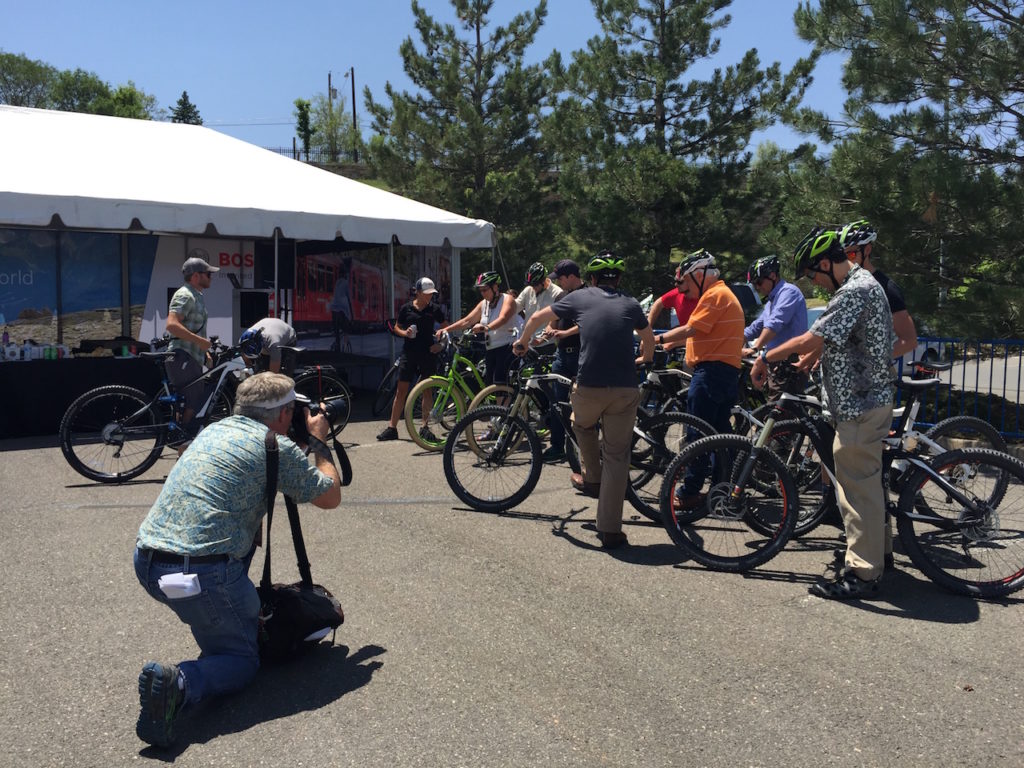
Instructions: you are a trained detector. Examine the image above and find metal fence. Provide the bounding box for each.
[895,337,1024,439]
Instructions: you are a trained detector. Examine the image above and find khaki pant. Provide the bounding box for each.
[570,385,641,535]
[833,404,892,580]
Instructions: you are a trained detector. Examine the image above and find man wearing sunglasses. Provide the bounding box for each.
[646,264,699,335]
[741,255,808,356]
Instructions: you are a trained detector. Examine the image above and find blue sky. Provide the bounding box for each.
[3,0,843,151]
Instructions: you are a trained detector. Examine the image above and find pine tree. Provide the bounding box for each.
[545,0,814,289]
[170,90,202,124]
[365,0,553,288]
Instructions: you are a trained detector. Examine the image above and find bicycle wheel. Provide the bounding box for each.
[294,370,352,436]
[756,418,835,538]
[59,385,166,483]
[468,384,514,411]
[443,405,543,513]
[372,363,400,417]
[405,377,466,451]
[659,433,799,572]
[896,448,1024,597]
[626,411,716,522]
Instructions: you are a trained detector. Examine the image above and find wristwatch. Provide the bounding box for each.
[759,348,768,363]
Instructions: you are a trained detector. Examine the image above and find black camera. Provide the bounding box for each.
[288,393,347,444]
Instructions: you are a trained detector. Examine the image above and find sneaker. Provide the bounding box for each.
[808,571,881,600]
[376,426,399,441]
[136,662,184,748]
[542,445,566,462]
[418,425,439,443]
[672,492,706,512]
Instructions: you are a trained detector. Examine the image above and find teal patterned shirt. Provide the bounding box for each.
[137,416,335,560]
[167,283,208,364]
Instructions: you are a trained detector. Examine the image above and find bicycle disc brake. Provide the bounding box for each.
[706,482,746,521]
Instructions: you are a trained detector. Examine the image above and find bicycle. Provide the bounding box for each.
[403,331,488,451]
[442,353,715,519]
[59,337,248,483]
[371,319,405,418]
[292,363,352,437]
[658,367,1024,596]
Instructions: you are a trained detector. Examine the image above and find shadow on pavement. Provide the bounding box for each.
[139,643,385,760]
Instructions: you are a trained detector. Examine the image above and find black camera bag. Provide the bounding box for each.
[257,431,344,663]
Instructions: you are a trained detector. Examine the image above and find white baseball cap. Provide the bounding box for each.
[414,277,438,294]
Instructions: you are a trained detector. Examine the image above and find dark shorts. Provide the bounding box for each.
[398,352,437,383]
[165,349,208,414]
[485,344,514,386]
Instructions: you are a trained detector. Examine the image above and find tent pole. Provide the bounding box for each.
[273,231,279,319]
[388,239,396,362]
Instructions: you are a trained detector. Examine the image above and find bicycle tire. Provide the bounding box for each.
[59,385,167,483]
[405,377,466,451]
[294,370,352,436]
[659,433,799,572]
[753,418,835,538]
[443,405,543,513]
[626,411,716,522]
[896,447,1024,597]
[372,362,400,417]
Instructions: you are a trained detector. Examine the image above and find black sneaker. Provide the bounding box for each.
[809,571,881,600]
[136,662,184,748]
[376,426,399,441]
[541,445,565,462]
[418,425,439,443]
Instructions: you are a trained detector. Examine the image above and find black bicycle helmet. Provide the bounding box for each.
[838,218,877,250]
[525,262,546,285]
[747,255,780,283]
[474,271,502,288]
[239,327,265,357]
[585,250,626,279]
[793,227,845,280]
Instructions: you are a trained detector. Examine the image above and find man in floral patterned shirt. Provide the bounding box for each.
[751,228,894,600]
[133,372,341,747]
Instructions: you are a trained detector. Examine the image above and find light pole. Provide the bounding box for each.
[343,67,358,163]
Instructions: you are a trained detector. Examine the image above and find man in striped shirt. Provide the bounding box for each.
[655,250,745,509]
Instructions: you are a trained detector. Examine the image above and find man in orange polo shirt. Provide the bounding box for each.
[654,249,744,509]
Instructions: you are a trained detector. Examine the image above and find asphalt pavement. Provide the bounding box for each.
[1,398,1021,768]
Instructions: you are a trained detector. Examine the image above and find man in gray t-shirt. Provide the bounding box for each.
[516,252,655,549]
[240,317,298,374]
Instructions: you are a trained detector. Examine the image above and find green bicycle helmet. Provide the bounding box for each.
[793,227,845,280]
[747,255,780,283]
[838,219,878,249]
[525,262,547,285]
[474,271,502,288]
[586,250,626,278]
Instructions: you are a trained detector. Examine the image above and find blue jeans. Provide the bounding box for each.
[548,345,579,452]
[683,362,740,494]
[134,547,261,706]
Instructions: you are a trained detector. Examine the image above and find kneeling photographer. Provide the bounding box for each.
[133,372,341,749]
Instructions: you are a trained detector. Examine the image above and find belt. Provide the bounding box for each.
[140,548,229,564]
[558,345,579,354]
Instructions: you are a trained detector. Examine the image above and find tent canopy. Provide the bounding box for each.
[0,106,495,249]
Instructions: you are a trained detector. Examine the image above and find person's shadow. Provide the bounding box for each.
[141,643,385,759]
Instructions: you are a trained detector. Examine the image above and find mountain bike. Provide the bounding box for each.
[658,367,1024,596]
[442,354,715,518]
[403,331,487,451]
[59,337,247,483]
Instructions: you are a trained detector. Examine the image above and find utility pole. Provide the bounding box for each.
[347,66,358,163]
[327,71,339,162]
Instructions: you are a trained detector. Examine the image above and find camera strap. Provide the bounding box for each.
[332,437,353,487]
[262,430,315,591]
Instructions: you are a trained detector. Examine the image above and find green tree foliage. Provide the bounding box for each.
[93,81,161,120]
[309,92,361,163]
[51,68,112,113]
[790,0,1024,336]
[294,98,316,160]
[365,0,553,294]
[0,51,57,107]
[545,0,815,292]
[170,90,203,124]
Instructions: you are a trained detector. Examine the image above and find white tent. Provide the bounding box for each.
[0,105,495,248]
